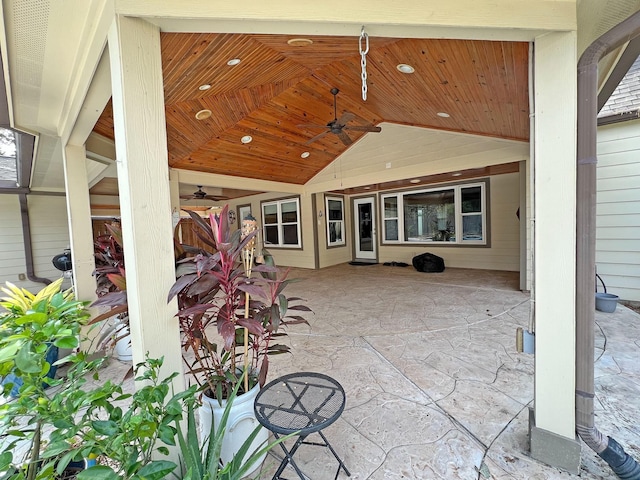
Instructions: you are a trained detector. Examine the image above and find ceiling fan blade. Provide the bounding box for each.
[336,130,353,146]
[305,130,331,145]
[343,125,382,132]
[335,112,355,126]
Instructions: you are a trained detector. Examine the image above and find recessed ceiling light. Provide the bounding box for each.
[198,84,211,91]
[300,151,310,158]
[363,186,371,190]
[410,179,421,184]
[396,63,415,74]
[452,172,462,177]
[241,135,253,144]
[287,38,313,46]
[437,112,451,118]
[227,58,241,66]
[195,109,212,120]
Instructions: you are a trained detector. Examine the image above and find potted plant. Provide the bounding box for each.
[175,370,294,480]
[89,222,131,361]
[0,278,92,479]
[168,204,310,470]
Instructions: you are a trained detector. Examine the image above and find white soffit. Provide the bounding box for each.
[5,0,93,134]
[30,133,64,190]
[577,0,640,55]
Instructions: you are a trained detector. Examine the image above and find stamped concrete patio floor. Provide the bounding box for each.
[99,263,640,478]
[237,263,640,480]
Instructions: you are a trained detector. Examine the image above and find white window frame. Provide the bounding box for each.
[261,198,302,248]
[325,196,345,247]
[381,181,487,245]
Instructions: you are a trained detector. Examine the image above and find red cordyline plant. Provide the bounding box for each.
[168,205,310,401]
[89,223,130,352]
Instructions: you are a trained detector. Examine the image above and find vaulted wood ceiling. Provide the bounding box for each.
[93,34,529,186]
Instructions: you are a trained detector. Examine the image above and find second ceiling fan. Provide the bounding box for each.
[300,88,381,146]
[180,185,228,202]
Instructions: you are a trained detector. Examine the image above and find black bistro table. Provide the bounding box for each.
[254,372,351,480]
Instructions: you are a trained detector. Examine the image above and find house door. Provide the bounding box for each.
[353,197,376,261]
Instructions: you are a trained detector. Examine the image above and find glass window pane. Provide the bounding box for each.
[281,201,297,212]
[385,219,398,241]
[462,214,483,240]
[0,128,17,183]
[403,190,454,242]
[329,221,343,243]
[264,225,279,244]
[384,197,397,218]
[461,186,482,213]
[327,199,342,221]
[281,201,298,223]
[282,225,299,245]
[263,204,278,224]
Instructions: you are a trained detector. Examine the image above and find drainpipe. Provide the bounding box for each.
[576,11,640,479]
[18,193,51,285]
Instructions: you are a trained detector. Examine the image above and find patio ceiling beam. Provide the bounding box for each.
[174,168,304,195]
[117,0,576,40]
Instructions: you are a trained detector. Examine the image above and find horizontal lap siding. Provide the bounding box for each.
[596,119,640,301]
[0,195,71,292]
[0,195,28,285]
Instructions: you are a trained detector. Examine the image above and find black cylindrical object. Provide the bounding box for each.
[52,250,72,272]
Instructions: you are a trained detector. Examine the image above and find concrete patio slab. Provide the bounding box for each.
[99,263,638,479]
[252,263,640,479]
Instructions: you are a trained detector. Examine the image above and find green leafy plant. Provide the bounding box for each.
[0,280,186,480]
[89,223,130,353]
[74,356,197,480]
[176,371,293,480]
[0,278,91,480]
[169,205,310,401]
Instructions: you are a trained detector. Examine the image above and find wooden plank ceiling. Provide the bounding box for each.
[93,34,529,186]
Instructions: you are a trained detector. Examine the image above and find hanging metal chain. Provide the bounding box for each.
[359,26,369,101]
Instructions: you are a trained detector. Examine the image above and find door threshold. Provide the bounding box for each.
[349,259,378,265]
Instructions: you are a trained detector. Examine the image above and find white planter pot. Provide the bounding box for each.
[199,383,269,475]
[114,325,132,362]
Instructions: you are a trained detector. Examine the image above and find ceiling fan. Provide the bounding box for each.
[180,185,228,202]
[299,88,381,146]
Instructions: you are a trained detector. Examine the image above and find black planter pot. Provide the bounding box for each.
[57,461,85,480]
[0,344,59,397]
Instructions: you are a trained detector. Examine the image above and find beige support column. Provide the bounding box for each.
[107,15,183,385]
[530,30,580,473]
[63,143,99,345]
[169,169,181,230]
